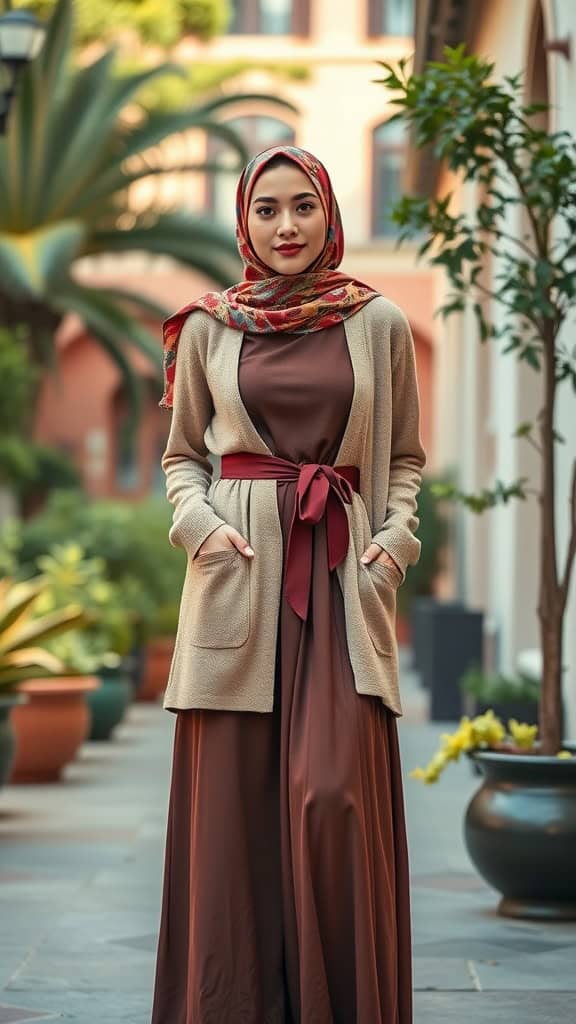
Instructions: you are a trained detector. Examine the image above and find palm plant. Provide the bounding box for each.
[0,0,296,414]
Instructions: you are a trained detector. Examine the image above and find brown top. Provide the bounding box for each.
[238,325,353,466]
[235,324,355,621]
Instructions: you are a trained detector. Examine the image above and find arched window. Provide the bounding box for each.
[372,118,406,239]
[208,115,296,227]
[229,0,310,35]
[368,0,415,37]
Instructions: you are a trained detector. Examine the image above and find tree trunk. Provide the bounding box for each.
[538,326,563,754]
[539,601,564,754]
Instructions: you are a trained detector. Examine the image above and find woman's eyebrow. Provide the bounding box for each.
[252,192,318,204]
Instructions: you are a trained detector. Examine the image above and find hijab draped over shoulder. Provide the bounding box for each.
[160,145,379,408]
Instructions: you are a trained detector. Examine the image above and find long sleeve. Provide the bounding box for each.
[372,311,427,577]
[161,314,226,560]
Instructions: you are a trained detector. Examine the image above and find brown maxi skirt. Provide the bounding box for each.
[151,325,412,1024]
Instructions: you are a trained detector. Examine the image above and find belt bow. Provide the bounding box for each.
[220,453,360,621]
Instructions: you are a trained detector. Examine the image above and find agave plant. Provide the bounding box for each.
[0,0,296,414]
[0,576,87,692]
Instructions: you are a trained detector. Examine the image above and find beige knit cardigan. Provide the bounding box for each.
[161,295,426,716]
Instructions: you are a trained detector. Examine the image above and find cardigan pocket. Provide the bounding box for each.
[188,548,250,648]
[358,560,398,655]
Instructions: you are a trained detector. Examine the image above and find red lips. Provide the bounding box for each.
[275,244,305,254]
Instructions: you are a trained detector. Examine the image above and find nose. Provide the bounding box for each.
[276,208,298,237]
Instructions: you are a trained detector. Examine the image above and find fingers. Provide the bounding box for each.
[360,543,384,565]
[225,527,254,558]
[360,544,402,578]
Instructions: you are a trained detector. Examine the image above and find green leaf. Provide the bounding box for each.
[514,422,533,438]
[90,287,171,322]
[1,605,86,655]
[0,221,85,298]
[88,213,241,286]
[520,346,542,371]
[473,301,491,341]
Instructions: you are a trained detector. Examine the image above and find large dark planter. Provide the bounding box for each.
[86,669,132,741]
[416,600,484,719]
[465,749,576,920]
[0,695,24,789]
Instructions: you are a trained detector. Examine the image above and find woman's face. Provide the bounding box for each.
[246,162,327,276]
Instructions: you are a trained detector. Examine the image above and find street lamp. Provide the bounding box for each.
[0,6,47,135]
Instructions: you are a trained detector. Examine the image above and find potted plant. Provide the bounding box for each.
[138,602,179,703]
[459,666,540,726]
[411,713,576,919]
[34,544,135,741]
[0,576,94,786]
[16,492,186,695]
[379,47,576,918]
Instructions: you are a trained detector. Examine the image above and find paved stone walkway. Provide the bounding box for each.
[1,657,575,1023]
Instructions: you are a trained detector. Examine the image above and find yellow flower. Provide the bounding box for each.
[410,750,449,784]
[440,729,466,760]
[508,719,538,750]
[459,718,477,750]
[471,710,506,747]
[557,750,573,760]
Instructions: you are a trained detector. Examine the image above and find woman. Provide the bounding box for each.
[152,146,425,1024]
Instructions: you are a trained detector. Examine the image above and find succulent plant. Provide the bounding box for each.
[0,576,86,692]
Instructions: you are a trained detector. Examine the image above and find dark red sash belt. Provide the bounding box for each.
[221,452,360,622]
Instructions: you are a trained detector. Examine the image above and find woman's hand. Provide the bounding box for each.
[196,524,254,559]
[360,543,402,581]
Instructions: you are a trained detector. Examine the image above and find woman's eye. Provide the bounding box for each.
[298,202,315,213]
[256,206,274,217]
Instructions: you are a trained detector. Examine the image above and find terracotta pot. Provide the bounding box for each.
[10,676,100,784]
[137,637,175,703]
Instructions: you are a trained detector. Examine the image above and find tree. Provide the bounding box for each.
[0,0,295,421]
[378,46,576,754]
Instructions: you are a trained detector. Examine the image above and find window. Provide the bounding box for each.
[208,115,296,227]
[372,118,407,239]
[113,410,140,493]
[229,0,309,35]
[115,432,140,492]
[368,0,415,37]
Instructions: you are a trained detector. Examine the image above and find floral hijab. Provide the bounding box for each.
[160,146,378,408]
